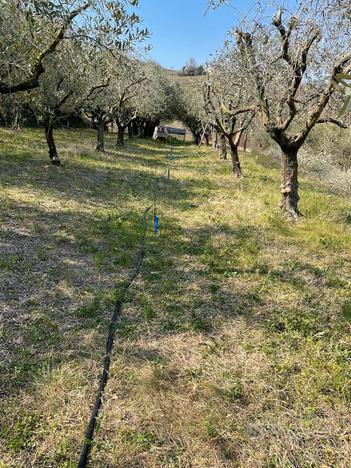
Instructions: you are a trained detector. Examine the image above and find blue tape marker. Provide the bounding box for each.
[154,214,159,235]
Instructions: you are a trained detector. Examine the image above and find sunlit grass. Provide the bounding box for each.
[0,127,350,466]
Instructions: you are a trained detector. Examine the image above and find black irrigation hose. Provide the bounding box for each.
[78,205,152,468]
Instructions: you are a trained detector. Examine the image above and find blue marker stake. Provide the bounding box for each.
[154,214,159,235]
[167,147,174,161]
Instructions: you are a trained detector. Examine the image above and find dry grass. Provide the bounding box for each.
[0,127,351,467]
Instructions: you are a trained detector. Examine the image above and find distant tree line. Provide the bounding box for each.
[179,58,205,77]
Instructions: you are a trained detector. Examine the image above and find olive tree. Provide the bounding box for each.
[110,59,146,146]
[133,63,179,137]
[174,76,206,144]
[80,55,147,151]
[203,51,255,175]
[79,56,116,153]
[29,43,109,164]
[0,0,147,95]
[0,0,87,94]
[235,0,350,217]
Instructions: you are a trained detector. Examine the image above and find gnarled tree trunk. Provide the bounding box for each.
[280,146,300,218]
[228,135,242,177]
[96,117,105,152]
[44,121,60,165]
[219,133,227,160]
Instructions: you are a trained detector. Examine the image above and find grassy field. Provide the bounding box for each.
[0,127,351,467]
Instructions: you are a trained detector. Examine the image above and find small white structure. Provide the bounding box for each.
[153,125,169,140]
[153,125,187,141]
[166,126,187,140]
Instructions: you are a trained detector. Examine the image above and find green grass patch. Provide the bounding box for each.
[1,128,351,467]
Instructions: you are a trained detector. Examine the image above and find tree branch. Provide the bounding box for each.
[53,89,74,110]
[85,79,111,101]
[273,8,295,66]
[316,118,348,128]
[293,52,351,145]
[236,30,271,126]
[279,28,320,131]
[0,3,90,94]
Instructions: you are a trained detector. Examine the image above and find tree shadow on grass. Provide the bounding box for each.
[0,204,269,398]
[1,130,349,466]
[0,133,210,400]
[0,213,267,397]
[128,218,344,344]
[0,199,152,394]
[0,155,202,209]
[0,206,347,467]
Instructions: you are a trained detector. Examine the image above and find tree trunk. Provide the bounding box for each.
[12,104,21,131]
[44,121,60,165]
[228,136,242,176]
[128,122,133,139]
[142,122,148,138]
[212,130,218,150]
[134,120,140,137]
[219,133,227,160]
[96,118,105,152]
[280,146,301,218]
[116,124,125,146]
[140,118,154,138]
[242,133,248,152]
[192,130,201,145]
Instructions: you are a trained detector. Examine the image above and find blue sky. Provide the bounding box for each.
[137,0,254,70]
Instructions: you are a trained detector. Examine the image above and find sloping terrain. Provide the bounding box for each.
[0,128,351,467]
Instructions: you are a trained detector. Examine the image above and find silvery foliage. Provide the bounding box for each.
[0,0,148,93]
[28,41,98,123]
[203,48,255,136]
